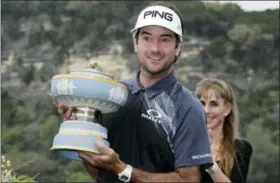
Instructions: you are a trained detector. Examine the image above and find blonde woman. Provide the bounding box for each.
[195,78,253,183]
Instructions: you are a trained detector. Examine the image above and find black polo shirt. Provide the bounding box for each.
[98,71,213,182]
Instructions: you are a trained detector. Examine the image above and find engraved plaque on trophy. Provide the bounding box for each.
[50,64,128,161]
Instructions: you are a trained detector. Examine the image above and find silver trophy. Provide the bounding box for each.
[50,63,128,160]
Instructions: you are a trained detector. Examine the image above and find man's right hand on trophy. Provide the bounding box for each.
[48,92,77,120]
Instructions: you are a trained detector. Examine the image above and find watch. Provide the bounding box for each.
[206,162,219,175]
[118,164,133,182]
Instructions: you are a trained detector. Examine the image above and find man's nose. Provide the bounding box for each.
[150,41,161,52]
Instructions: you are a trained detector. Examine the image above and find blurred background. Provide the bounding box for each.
[1,1,279,182]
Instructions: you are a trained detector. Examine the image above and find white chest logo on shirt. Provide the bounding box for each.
[141,109,162,123]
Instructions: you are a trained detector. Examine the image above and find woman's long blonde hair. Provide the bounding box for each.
[195,78,240,177]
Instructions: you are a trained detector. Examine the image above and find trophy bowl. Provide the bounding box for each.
[50,67,128,161]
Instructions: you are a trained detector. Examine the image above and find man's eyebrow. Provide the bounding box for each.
[160,34,173,38]
[140,31,173,38]
[140,31,152,36]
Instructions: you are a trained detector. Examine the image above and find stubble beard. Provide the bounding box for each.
[141,61,173,78]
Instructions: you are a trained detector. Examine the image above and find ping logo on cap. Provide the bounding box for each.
[143,10,173,22]
[130,5,183,41]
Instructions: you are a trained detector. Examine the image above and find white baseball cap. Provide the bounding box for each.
[130,5,183,41]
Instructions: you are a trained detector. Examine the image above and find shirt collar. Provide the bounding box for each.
[131,70,177,99]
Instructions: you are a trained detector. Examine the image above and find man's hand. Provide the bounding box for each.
[79,142,201,182]
[48,92,77,120]
[78,141,127,175]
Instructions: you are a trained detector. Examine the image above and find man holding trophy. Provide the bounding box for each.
[51,2,213,182]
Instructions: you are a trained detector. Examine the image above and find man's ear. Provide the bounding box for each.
[175,43,181,57]
[133,38,138,53]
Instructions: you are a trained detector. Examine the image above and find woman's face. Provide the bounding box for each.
[199,90,231,129]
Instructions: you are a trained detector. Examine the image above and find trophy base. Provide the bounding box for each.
[51,147,99,161]
[50,128,110,160]
[59,120,108,139]
[50,108,110,161]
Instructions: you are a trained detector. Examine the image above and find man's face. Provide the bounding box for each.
[133,25,181,75]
